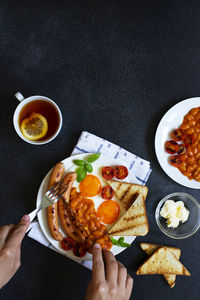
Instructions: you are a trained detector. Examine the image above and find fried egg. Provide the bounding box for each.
[97,200,120,224]
[79,174,101,197]
[70,161,126,229]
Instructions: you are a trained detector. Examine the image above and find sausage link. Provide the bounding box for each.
[46,162,65,241]
[58,172,85,243]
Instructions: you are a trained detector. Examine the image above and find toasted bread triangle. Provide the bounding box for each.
[140,243,181,288]
[136,247,190,276]
[140,243,181,258]
[108,194,149,236]
[107,180,148,210]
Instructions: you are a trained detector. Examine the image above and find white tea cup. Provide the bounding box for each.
[13,92,63,145]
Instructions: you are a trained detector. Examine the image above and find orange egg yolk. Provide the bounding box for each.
[97,200,120,224]
[79,175,101,197]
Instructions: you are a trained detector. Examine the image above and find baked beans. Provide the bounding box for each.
[166,107,200,181]
[69,188,112,251]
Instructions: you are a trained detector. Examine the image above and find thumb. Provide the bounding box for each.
[17,214,30,231]
[6,215,30,248]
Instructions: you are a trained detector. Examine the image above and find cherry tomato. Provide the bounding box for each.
[102,167,114,180]
[171,129,186,141]
[170,155,183,167]
[101,186,114,200]
[61,237,75,251]
[183,134,194,147]
[114,166,128,180]
[165,140,179,154]
[177,144,186,155]
[73,243,87,257]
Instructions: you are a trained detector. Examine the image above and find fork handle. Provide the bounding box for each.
[28,206,41,222]
[26,206,42,233]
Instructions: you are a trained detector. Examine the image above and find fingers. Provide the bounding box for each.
[126,274,134,300]
[103,249,118,283]
[117,261,133,300]
[117,262,127,287]
[90,244,134,300]
[5,215,30,248]
[0,225,14,250]
[92,243,105,282]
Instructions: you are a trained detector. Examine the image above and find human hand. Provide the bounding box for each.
[85,244,133,300]
[0,215,30,289]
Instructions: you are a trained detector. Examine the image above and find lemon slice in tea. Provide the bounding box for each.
[20,112,48,141]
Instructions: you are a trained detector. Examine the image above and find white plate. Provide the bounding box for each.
[37,153,139,261]
[155,97,200,189]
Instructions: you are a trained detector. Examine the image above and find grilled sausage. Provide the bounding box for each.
[58,172,85,243]
[46,162,65,241]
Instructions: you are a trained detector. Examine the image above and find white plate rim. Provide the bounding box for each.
[155,97,200,189]
[36,153,139,261]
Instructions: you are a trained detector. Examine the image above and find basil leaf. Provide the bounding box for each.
[73,159,85,166]
[120,242,131,247]
[76,166,87,182]
[85,162,93,173]
[110,237,130,248]
[110,237,120,246]
[86,152,101,163]
[118,237,124,244]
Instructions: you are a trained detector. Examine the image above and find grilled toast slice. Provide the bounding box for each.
[136,247,190,276]
[107,180,148,210]
[108,194,149,236]
[140,243,181,288]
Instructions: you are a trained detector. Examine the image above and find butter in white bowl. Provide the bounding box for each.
[160,200,190,228]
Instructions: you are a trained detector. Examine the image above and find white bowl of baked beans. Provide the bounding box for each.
[155,97,200,188]
[155,192,200,239]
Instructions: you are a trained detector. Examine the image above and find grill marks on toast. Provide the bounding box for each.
[107,181,149,236]
[124,192,139,210]
[124,213,145,221]
[115,183,137,210]
[109,224,147,235]
[108,194,149,236]
[107,180,148,211]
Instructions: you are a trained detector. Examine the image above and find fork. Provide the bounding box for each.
[27,182,68,231]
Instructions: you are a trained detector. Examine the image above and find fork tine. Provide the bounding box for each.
[54,185,68,201]
[59,183,68,193]
[47,182,59,195]
[48,183,68,201]
[48,182,65,198]
[49,187,59,198]
[51,189,60,199]
[59,185,68,196]
[58,182,66,191]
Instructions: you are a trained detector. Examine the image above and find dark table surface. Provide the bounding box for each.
[0,1,200,299]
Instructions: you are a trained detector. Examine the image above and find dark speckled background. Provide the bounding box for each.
[0,1,200,299]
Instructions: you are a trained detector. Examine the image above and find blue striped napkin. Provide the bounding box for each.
[72,131,151,185]
[28,131,151,269]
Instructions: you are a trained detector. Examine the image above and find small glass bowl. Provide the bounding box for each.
[155,192,200,239]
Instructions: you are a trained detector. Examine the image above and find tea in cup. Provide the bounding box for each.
[13,92,62,145]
